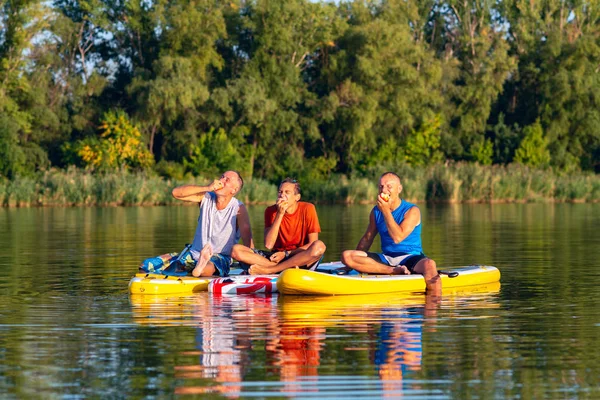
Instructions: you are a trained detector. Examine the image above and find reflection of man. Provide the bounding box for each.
[174,295,246,396]
[266,324,324,394]
[232,178,326,275]
[374,309,423,395]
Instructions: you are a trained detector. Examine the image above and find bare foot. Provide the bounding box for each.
[192,244,213,277]
[249,264,272,275]
[391,265,411,275]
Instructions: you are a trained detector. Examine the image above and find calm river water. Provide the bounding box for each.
[1,203,599,398]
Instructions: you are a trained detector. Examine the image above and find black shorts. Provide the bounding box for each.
[366,252,426,274]
[238,249,322,271]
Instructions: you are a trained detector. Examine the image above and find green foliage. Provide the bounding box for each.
[470,139,494,165]
[554,174,594,202]
[2,163,600,206]
[237,178,278,204]
[154,160,188,181]
[454,162,493,202]
[301,175,379,204]
[441,0,517,159]
[426,164,462,203]
[514,120,551,168]
[404,116,444,166]
[299,156,338,182]
[2,0,600,195]
[0,110,27,179]
[73,110,155,172]
[491,113,520,164]
[183,128,249,178]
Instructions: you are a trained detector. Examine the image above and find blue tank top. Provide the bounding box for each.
[374,200,423,255]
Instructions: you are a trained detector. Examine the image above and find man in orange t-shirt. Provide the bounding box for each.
[231,178,326,275]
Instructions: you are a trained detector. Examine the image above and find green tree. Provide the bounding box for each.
[404,116,444,166]
[183,128,248,178]
[73,110,154,171]
[490,113,521,165]
[0,0,53,177]
[437,0,516,160]
[499,0,600,172]
[514,120,550,168]
[319,0,448,173]
[206,0,343,180]
[126,0,228,161]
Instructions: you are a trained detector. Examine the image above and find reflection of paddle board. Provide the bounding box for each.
[277,265,501,295]
[278,281,501,326]
[209,275,279,295]
[128,273,215,295]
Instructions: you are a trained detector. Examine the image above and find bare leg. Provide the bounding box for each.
[232,244,276,268]
[249,240,326,275]
[341,250,394,274]
[412,258,441,296]
[192,244,213,277]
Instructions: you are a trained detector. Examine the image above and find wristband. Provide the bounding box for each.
[284,250,289,258]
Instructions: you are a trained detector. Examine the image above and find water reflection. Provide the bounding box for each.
[3,204,600,398]
[130,284,500,398]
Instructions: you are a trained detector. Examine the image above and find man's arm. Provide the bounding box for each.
[237,204,254,249]
[172,180,223,203]
[264,201,288,250]
[264,217,283,250]
[356,210,378,251]
[287,232,319,256]
[382,206,420,244]
[287,203,322,255]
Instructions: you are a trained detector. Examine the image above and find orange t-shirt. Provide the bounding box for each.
[264,202,321,251]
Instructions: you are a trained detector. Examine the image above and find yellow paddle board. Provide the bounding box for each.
[128,273,214,295]
[277,265,501,295]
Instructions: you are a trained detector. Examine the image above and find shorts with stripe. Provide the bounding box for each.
[366,252,426,274]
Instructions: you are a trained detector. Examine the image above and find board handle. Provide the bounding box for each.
[438,270,459,278]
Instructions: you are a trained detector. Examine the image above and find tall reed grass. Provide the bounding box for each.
[1,163,599,207]
[0,167,176,207]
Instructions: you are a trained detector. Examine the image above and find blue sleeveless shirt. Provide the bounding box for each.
[374,200,423,255]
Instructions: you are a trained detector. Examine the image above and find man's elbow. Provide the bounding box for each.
[392,235,405,244]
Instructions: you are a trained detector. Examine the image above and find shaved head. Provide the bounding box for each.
[380,172,401,185]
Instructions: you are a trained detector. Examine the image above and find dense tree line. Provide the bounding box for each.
[1,0,599,182]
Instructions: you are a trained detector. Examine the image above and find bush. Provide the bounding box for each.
[1,163,599,206]
[426,164,461,202]
[238,178,277,204]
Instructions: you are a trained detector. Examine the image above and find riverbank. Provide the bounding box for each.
[1,163,598,207]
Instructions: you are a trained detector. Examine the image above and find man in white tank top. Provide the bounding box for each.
[172,171,254,277]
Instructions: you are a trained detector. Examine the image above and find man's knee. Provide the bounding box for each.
[420,258,437,277]
[341,250,355,266]
[310,240,326,257]
[231,244,246,259]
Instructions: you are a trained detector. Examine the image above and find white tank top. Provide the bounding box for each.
[190,192,241,258]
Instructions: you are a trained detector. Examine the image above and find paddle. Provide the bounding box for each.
[438,270,459,278]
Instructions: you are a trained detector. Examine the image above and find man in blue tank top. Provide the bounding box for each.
[341,172,441,295]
